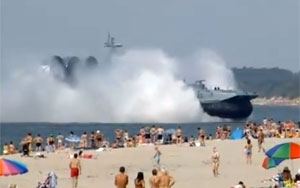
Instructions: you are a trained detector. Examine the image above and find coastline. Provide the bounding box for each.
[252,97,300,106]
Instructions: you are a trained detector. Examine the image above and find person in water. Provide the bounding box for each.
[149,169,159,188]
[134,172,145,188]
[211,147,220,177]
[244,139,253,164]
[154,146,162,167]
[115,166,129,188]
[69,153,81,188]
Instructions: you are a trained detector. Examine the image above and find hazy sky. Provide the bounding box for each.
[1,0,299,71]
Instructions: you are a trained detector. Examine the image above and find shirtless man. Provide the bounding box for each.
[149,169,159,188]
[115,166,128,188]
[69,153,81,188]
[34,134,43,151]
[212,147,220,177]
[157,169,175,188]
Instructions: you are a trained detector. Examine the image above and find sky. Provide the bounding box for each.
[1,0,299,71]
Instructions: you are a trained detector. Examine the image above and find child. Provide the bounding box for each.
[153,146,161,166]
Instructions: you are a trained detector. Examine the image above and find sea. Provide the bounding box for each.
[0,105,299,154]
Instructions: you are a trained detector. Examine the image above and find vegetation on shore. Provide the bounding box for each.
[233,67,299,99]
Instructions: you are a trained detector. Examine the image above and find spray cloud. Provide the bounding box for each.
[1,48,235,122]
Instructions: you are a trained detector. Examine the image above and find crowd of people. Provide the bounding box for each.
[1,119,300,188]
[2,119,300,156]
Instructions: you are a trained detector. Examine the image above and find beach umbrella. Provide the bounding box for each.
[262,156,284,169]
[164,129,176,135]
[231,128,244,140]
[265,142,300,159]
[65,135,81,143]
[0,158,28,176]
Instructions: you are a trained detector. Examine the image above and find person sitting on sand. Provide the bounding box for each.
[211,147,220,177]
[231,181,246,188]
[188,136,196,147]
[149,169,159,188]
[244,139,253,164]
[8,141,15,154]
[282,167,294,187]
[134,172,145,188]
[69,153,81,188]
[157,168,175,188]
[294,169,300,188]
[115,166,128,188]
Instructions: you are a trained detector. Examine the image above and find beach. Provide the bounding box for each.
[1,138,300,188]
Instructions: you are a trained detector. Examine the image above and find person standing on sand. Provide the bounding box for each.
[153,146,162,167]
[134,172,145,188]
[175,126,182,145]
[56,133,64,149]
[34,134,43,151]
[257,129,265,152]
[69,153,81,188]
[244,139,253,164]
[211,147,220,177]
[149,169,159,188]
[115,166,129,188]
[157,169,175,188]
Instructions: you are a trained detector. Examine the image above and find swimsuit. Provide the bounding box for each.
[71,168,79,177]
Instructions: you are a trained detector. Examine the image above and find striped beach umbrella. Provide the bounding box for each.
[0,158,28,176]
[262,156,284,169]
[265,142,300,159]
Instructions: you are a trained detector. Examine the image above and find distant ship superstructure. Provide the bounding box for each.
[104,33,123,48]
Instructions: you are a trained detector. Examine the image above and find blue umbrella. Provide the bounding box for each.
[65,135,81,143]
[231,128,244,140]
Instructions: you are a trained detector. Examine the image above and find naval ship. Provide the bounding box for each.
[189,80,258,119]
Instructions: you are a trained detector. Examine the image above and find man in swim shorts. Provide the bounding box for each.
[69,153,81,188]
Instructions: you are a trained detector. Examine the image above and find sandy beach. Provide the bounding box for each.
[1,138,300,188]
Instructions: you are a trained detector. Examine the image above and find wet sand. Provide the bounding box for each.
[1,138,300,188]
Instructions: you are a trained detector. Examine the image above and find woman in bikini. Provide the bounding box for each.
[244,139,253,164]
[211,147,220,177]
[134,172,145,188]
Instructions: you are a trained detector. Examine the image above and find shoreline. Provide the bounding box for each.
[252,97,300,106]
